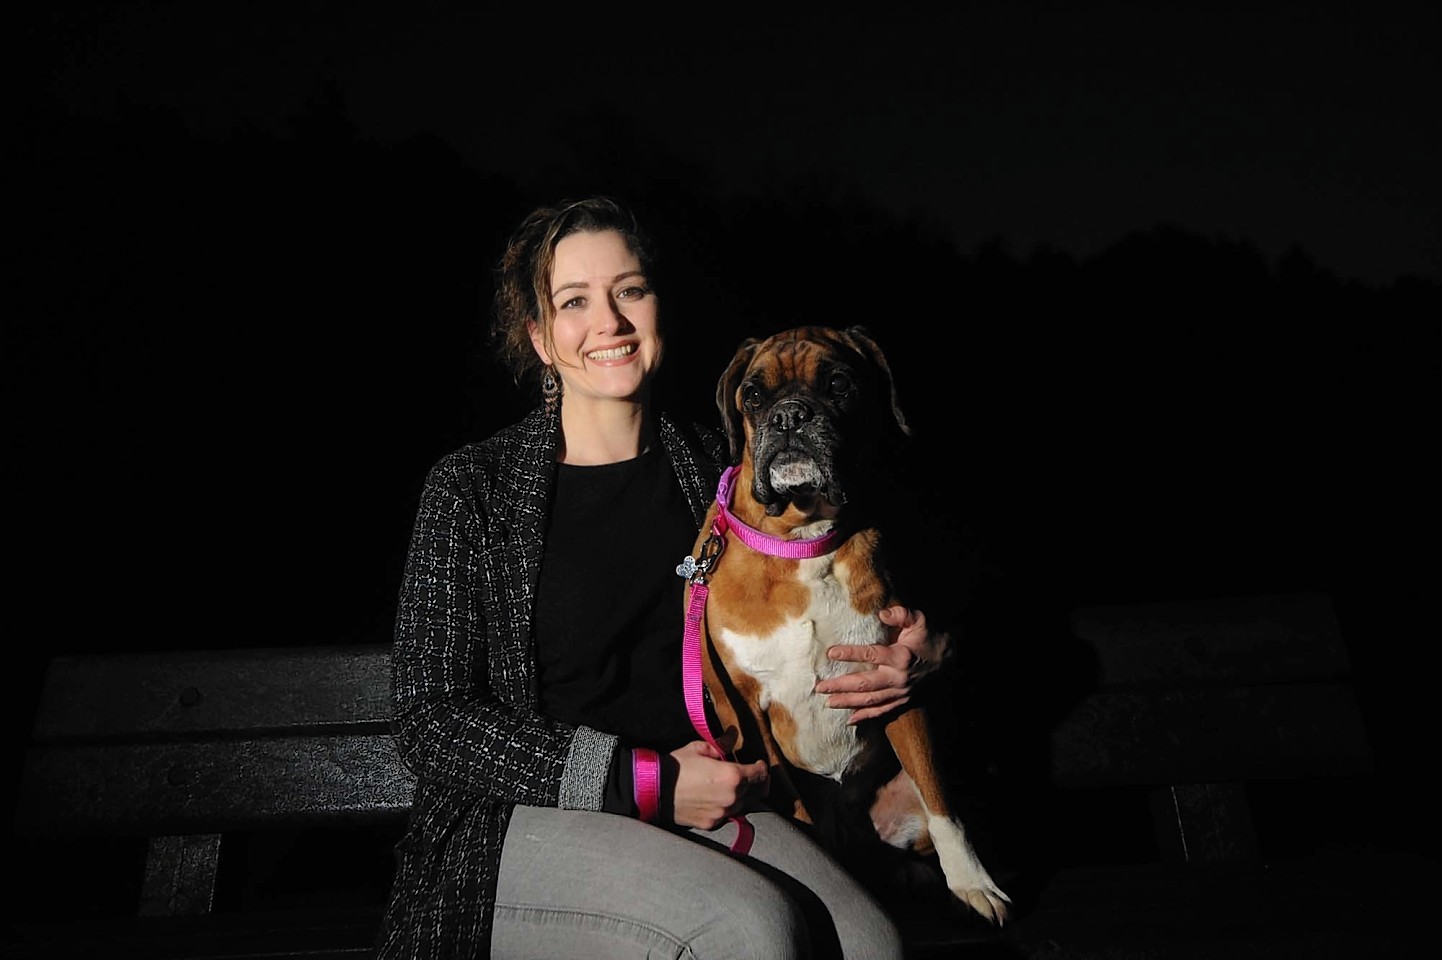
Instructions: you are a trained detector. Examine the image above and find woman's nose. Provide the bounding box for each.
[600,298,634,332]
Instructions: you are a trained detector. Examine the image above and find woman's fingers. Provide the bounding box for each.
[668,741,769,829]
[815,605,950,723]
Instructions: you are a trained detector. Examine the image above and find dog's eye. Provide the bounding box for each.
[828,373,853,398]
[742,385,764,411]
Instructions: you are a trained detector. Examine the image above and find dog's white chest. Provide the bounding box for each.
[715,555,886,780]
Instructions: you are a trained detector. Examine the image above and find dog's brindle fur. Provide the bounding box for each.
[690,325,1010,924]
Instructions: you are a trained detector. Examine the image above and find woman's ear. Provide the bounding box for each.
[527,320,552,365]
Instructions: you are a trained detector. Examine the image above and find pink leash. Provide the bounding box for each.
[677,466,841,856]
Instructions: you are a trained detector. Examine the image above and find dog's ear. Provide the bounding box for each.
[716,337,762,464]
[841,326,911,437]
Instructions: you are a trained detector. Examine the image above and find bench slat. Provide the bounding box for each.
[17,733,415,836]
[1071,592,1350,690]
[31,646,393,740]
[1049,680,1372,788]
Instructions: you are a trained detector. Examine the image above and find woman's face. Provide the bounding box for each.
[530,228,662,406]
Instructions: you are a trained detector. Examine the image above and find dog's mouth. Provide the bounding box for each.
[757,450,843,517]
[769,456,824,494]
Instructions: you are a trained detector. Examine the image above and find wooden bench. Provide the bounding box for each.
[9,592,1429,958]
[10,645,411,959]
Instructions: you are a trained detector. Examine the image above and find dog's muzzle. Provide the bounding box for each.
[751,397,844,513]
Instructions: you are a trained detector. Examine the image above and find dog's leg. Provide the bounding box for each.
[883,709,1011,924]
[870,768,932,853]
[703,636,813,823]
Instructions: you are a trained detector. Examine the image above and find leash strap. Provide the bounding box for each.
[632,748,660,824]
[683,578,755,856]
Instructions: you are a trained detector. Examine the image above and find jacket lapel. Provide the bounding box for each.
[486,406,558,705]
[659,413,721,524]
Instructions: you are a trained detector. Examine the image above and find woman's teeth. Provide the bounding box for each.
[587,345,635,360]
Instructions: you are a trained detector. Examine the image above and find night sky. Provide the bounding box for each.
[30,4,1440,287]
[12,2,1439,867]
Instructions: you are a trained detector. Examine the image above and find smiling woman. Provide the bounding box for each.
[372,196,956,960]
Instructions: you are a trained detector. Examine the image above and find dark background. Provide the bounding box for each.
[12,0,1438,874]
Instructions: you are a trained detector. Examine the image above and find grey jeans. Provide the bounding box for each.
[492,806,905,960]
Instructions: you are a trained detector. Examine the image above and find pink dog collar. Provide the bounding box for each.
[713,465,840,558]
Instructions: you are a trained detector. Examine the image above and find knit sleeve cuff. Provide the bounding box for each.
[558,725,619,811]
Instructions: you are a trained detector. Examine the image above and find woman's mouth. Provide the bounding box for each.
[587,344,637,361]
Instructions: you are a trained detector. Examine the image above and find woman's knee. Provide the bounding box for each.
[692,884,810,960]
[697,886,902,960]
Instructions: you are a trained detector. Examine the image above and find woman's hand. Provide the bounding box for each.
[666,739,769,830]
[814,605,953,724]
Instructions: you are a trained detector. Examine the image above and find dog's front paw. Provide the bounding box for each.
[929,818,1012,925]
[953,882,1011,926]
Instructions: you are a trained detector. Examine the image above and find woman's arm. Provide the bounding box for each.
[390,456,614,810]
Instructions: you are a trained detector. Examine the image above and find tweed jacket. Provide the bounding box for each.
[375,404,726,960]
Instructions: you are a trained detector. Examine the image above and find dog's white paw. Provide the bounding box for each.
[954,882,1011,926]
[929,815,1012,925]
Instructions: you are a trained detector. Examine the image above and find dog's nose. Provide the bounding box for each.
[770,398,813,433]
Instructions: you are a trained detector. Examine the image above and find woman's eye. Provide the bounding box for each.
[617,284,651,300]
[560,296,585,310]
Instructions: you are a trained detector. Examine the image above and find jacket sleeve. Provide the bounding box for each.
[389,452,615,811]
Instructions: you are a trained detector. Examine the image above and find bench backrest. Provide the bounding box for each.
[1060,590,1369,785]
[1056,591,1372,863]
[19,644,412,838]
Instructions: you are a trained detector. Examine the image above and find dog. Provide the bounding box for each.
[684,324,1010,925]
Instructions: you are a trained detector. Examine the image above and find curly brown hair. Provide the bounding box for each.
[489,196,659,394]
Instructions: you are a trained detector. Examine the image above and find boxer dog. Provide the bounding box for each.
[681,325,1010,924]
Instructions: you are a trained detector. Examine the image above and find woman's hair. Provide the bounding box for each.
[490,196,658,392]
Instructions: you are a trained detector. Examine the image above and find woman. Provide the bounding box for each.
[375,196,951,959]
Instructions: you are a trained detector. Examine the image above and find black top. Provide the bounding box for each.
[534,446,701,755]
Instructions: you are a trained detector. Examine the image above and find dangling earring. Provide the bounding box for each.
[541,366,561,412]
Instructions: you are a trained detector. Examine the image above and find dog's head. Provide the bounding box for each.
[716,325,911,518]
